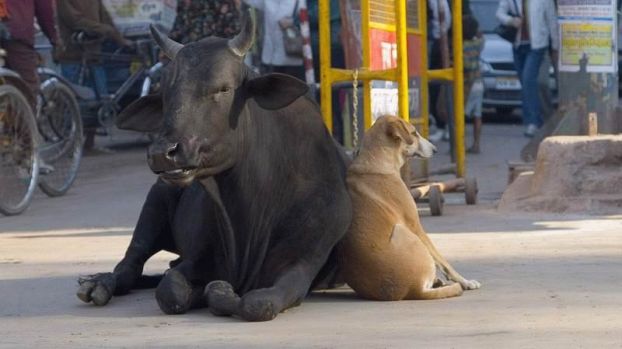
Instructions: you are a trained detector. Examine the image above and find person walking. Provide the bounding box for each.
[56,0,131,150]
[56,0,130,99]
[427,0,451,142]
[305,0,344,81]
[3,0,58,105]
[462,15,484,153]
[244,0,305,80]
[496,0,558,137]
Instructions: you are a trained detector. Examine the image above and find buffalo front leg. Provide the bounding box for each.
[77,180,182,306]
[154,181,223,315]
[205,264,313,322]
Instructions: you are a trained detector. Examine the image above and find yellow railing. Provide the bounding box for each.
[319,0,465,177]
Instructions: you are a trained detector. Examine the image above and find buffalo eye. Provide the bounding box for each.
[206,86,232,101]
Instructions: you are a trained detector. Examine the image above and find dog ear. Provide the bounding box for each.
[386,118,415,145]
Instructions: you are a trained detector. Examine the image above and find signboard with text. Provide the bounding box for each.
[368,0,424,122]
[558,0,617,72]
[104,0,178,36]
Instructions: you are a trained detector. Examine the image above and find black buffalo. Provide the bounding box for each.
[75,11,352,321]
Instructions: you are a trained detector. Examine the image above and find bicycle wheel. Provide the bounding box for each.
[0,84,40,215]
[36,79,83,197]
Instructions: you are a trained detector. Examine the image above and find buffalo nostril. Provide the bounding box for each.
[165,143,179,160]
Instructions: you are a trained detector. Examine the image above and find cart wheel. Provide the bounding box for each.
[429,185,444,216]
[465,177,478,205]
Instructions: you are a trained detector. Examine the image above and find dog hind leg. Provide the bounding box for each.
[406,220,481,290]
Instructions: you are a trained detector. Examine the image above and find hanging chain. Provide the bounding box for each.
[351,69,359,149]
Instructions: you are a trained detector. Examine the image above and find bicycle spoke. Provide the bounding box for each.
[0,85,38,215]
[37,81,83,197]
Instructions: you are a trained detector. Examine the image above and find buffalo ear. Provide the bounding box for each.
[246,73,309,110]
[116,94,163,132]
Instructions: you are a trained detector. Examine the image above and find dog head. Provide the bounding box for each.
[376,115,437,159]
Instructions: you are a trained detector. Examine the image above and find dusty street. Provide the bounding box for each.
[1,125,621,348]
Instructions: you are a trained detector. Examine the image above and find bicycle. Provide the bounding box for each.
[36,71,83,197]
[0,43,82,215]
[40,32,161,139]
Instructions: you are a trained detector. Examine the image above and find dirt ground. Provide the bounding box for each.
[1,125,621,348]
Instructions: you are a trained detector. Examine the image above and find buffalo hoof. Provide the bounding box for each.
[205,280,240,317]
[155,269,193,315]
[239,289,279,322]
[77,273,116,306]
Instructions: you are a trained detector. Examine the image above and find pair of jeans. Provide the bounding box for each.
[513,44,546,127]
[60,63,109,99]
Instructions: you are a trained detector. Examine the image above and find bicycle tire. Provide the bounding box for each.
[0,84,40,215]
[37,80,83,197]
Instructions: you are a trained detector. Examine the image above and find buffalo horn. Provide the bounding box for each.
[228,9,255,57]
[150,24,183,59]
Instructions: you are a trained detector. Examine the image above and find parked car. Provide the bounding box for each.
[470,0,557,118]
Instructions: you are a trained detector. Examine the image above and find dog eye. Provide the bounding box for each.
[219,87,231,93]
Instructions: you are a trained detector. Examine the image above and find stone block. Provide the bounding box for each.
[499,135,622,214]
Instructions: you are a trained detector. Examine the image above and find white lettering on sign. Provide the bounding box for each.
[380,42,398,69]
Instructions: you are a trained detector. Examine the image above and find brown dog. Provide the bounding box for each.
[339,115,480,301]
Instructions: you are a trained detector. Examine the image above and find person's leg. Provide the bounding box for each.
[521,47,546,133]
[470,117,482,153]
[512,44,528,75]
[537,53,554,122]
[514,44,537,135]
[463,75,475,143]
[428,82,443,141]
[436,84,450,139]
[464,80,476,153]
[467,79,483,153]
[513,45,529,129]
[4,40,39,107]
[60,63,82,83]
[61,63,100,150]
[90,65,109,99]
[429,39,445,132]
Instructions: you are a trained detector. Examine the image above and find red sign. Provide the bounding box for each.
[368,28,424,77]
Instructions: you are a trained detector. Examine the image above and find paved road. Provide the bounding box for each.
[1,126,621,348]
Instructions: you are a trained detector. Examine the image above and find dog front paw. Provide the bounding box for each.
[460,279,481,290]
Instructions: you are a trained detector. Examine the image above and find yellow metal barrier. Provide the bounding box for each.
[320,0,464,177]
[451,0,465,178]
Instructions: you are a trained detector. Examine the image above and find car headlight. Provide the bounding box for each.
[480,59,492,74]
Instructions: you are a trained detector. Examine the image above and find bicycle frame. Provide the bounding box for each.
[38,67,91,100]
[109,63,146,107]
[140,61,163,97]
[66,38,160,130]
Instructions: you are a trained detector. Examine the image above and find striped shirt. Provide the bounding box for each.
[463,36,484,84]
